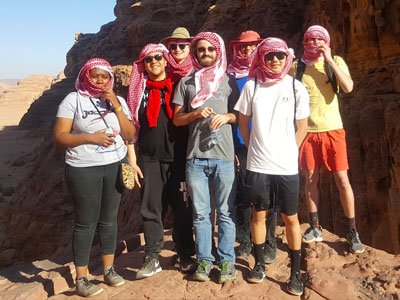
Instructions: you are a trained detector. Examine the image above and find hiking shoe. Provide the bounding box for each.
[264,243,277,264]
[347,229,365,254]
[287,272,304,296]
[174,255,197,273]
[302,225,323,243]
[76,277,103,298]
[104,266,125,287]
[192,259,213,282]
[136,255,162,280]
[219,261,236,283]
[236,242,252,260]
[247,263,266,283]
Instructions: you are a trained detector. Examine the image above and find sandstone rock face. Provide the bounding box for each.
[0,0,399,273]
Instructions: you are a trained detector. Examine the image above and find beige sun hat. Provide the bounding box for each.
[161,27,193,45]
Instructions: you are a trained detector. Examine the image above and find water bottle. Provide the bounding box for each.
[207,115,220,147]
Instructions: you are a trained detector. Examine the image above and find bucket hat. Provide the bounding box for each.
[161,27,193,45]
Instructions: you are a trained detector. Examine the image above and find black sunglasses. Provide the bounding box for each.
[169,43,189,50]
[144,54,164,63]
[196,46,216,53]
[265,52,287,61]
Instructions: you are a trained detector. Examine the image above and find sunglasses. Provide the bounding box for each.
[196,46,216,53]
[144,54,164,63]
[265,52,287,61]
[169,43,189,50]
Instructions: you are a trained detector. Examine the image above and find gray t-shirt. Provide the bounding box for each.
[56,92,132,167]
[173,74,239,161]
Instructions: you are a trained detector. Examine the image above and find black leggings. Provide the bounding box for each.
[65,162,122,266]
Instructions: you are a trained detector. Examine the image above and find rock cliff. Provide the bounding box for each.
[0,0,399,276]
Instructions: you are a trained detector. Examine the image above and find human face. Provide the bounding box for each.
[238,42,258,57]
[195,39,217,67]
[168,39,190,63]
[89,68,111,88]
[143,52,167,81]
[265,52,287,74]
[307,37,325,47]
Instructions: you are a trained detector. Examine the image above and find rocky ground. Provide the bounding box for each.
[0,226,399,300]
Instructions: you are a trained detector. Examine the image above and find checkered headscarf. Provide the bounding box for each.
[75,58,114,98]
[302,25,330,65]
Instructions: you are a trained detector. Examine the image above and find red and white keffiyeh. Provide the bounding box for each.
[165,52,193,85]
[248,37,294,85]
[190,32,227,108]
[127,43,169,129]
[227,45,256,79]
[302,25,330,66]
[75,58,114,98]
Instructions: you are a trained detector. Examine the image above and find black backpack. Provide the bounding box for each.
[295,57,338,95]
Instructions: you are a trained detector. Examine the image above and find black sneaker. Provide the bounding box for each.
[247,263,266,283]
[136,255,162,280]
[174,254,197,273]
[346,229,365,254]
[192,259,213,282]
[236,242,252,260]
[76,277,104,297]
[264,243,277,264]
[287,272,304,296]
[104,266,125,286]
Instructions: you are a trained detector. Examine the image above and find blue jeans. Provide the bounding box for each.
[186,158,236,262]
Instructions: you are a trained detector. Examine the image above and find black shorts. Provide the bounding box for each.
[244,170,299,216]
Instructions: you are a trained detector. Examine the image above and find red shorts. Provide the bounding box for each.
[299,129,349,172]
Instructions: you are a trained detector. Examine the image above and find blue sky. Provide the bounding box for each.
[0,1,116,79]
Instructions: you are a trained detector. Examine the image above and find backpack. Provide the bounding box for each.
[295,57,338,95]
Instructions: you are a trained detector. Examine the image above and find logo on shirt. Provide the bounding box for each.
[82,110,107,119]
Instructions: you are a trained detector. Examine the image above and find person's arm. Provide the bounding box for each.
[295,118,308,148]
[238,113,251,148]
[102,87,136,141]
[173,105,215,126]
[209,112,237,129]
[126,143,143,188]
[319,43,353,93]
[53,117,115,148]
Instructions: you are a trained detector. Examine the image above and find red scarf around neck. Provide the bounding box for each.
[146,78,173,127]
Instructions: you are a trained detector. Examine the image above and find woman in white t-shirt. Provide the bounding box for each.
[54,58,135,297]
[234,38,309,296]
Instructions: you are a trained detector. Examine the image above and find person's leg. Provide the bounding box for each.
[277,174,303,296]
[213,159,237,283]
[235,149,252,258]
[136,160,164,279]
[187,158,214,281]
[65,165,104,297]
[265,180,278,264]
[164,161,196,272]
[98,162,125,286]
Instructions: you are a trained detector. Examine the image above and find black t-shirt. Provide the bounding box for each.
[137,88,177,162]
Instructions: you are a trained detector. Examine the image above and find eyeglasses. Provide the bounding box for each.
[265,52,287,61]
[144,54,164,63]
[196,46,216,53]
[169,43,189,50]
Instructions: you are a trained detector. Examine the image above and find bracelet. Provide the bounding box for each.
[114,106,122,113]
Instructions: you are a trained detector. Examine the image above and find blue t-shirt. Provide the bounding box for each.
[232,76,252,151]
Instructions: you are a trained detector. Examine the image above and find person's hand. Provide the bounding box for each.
[197,106,215,119]
[131,164,143,188]
[210,114,229,129]
[91,129,115,147]
[102,87,119,107]
[318,42,333,63]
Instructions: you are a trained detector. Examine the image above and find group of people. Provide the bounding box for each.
[54,24,365,298]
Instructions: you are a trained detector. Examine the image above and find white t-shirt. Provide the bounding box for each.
[56,92,132,167]
[234,75,310,175]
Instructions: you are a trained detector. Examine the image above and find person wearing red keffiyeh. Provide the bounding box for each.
[54,58,135,297]
[291,25,365,256]
[126,44,195,280]
[173,32,240,284]
[226,30,264,261]
[234,37,310,295]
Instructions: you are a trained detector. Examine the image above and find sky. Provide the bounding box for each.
[0,1,116,79]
